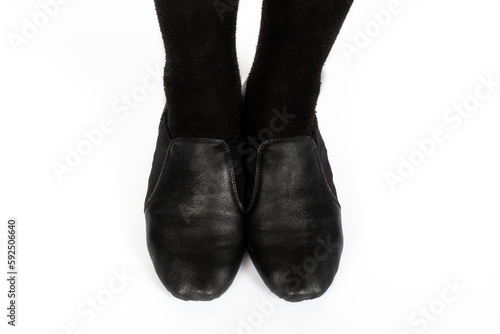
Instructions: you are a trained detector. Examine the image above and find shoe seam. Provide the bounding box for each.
[309,138,341,208]
[144,136,244,213]
[155,106,244,212]
[245,136,340,213]
[144,124,173,211]
[246,136,310,213]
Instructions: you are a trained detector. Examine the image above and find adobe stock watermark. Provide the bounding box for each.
[51,64,162,182]
[224,294,284,334]
[223,233,339,334]
[212,0,237,21]
[282,233,340,290]
[340,0,416,63]
[47,268,134,334]
[397,278,467,334]
[235,106,296,170]
[178,169,231,225]
[7,0,74,54]
[385,74,499,191]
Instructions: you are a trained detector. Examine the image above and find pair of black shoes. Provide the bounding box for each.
[144,106,343,302]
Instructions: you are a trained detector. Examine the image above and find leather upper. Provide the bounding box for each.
[145,115,245,301]
[245,136,343,302]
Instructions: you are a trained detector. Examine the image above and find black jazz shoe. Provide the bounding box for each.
[244,121,343,302]
[144,108,245,301]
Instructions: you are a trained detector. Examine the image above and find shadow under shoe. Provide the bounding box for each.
[245,130,343,302]
[144,111,245,301]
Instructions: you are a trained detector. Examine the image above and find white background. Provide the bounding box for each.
[1,0,500,333]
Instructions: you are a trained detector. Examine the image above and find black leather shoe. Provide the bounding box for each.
[244,124,343,302]
[144,109,245,301]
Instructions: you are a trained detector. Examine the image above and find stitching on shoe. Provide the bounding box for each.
[148,107,243,212]
[144,119,173,211]
[245,142,266,214]
[144,135,244,213]
[219,141,245,213]
[309,138,341,208]
[169,137,226,145]
[245,136,340,213]
[245,136,309,214]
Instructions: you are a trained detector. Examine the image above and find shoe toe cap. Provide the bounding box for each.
[252,241,342,302]
[148,241,242,301]
[158,267,236,301]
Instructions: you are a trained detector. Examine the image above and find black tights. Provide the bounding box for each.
[154,0,354,140]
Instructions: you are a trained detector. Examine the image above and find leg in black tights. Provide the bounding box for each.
[154,0,242,140]
[244,0,354,139]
